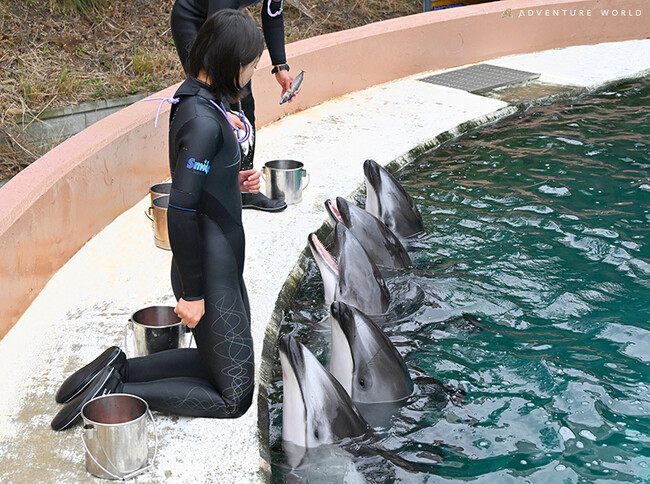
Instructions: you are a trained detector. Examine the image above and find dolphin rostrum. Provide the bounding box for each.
[279,334,369,448]
[309,224,390,315]
[308,232,339,305]
[330,301,413,404]
[363,159,424,238]
[325,197,412,270]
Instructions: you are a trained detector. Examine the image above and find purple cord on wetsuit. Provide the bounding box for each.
[139,96,251,144]
[139,97,180,128]
[209,100,252,144]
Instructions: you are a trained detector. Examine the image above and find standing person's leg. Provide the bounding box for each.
[234,82,287,212]
[170,0,204,72]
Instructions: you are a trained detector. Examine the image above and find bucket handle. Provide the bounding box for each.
[260,165,268,181]
[145,207,154,222]
[124,321,132,357]
[81,406,158,481]
[301,169,310,190]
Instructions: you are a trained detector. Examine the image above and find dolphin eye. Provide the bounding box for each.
[314,429,319,440]
[359,378,365,387]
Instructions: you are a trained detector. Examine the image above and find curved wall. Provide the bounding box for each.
[0,0,646,339]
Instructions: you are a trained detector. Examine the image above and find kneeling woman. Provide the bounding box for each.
[51,9,264,430]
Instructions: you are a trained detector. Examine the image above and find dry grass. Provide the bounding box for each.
[0,0,422,179]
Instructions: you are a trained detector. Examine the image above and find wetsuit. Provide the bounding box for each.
[170,0,286,169]
[121,77,253,418]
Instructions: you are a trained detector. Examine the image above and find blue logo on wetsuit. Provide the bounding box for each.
[187,158,211,175]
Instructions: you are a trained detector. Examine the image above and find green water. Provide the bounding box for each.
[269,79,649,482]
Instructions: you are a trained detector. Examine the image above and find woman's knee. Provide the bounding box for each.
[217,386,254,418]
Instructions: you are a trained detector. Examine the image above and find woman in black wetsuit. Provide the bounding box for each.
[51,10,265,430]
[171,0,294,212]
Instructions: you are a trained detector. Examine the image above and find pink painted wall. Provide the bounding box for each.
[0,0,647,338]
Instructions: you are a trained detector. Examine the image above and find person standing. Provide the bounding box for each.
[171,0,295,212]
[51,10,265,429]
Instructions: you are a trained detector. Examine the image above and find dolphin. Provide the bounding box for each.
[329,302,413,404]
[308,224,390,315]
[325,197,412,270]
[279,334,369,449]
[308,232,339,305]
[335,223,390,315]
[363,159,424,238]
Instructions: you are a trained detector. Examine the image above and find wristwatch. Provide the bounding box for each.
[271,64,290,74]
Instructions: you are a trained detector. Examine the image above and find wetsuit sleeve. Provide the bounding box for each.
[168,116,224,301]
[261,0,287,66]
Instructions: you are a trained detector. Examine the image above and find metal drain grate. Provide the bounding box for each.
[420,64,540,93]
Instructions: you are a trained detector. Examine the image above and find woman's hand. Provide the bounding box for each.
[174,298,205,328]
[275,70,297,102]
[227,112,246,130]
[239,169,261,193]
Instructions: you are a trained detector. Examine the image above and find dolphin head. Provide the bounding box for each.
[279,334,369,448]
[308,233,338,304]
[329,302,414,404]
[335,223,390,315]
[362,159,383,218]
[363,159,424,238]
[335,197,412,270]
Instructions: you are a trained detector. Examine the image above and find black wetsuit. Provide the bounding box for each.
[121,77,253,418]
[170,0,286,168]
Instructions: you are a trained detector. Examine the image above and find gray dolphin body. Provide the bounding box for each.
[329,302,413,404]
[336,224,390,315]
[308,224,390,315]
[363,159,424,238]
[279,335,369,449]
[325,197,412,270]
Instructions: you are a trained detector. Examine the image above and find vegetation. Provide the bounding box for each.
[0,0,421,179]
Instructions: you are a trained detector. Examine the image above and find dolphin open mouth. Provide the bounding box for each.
[309,233,339,276]
[325,199,344,225]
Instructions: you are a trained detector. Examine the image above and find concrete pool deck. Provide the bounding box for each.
[0,39,648,483]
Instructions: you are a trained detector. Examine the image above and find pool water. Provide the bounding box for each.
[267,79,649,482]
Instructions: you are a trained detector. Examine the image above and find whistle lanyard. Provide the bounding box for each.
[140,96,251,144]
[139,97,180,128]
[209,100,252,144]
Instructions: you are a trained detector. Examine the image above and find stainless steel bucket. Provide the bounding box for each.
[262,160,310,205]
[147,195,171,251]
[81,394,157,480]
[128,306,184,357]
[149,182,171,206]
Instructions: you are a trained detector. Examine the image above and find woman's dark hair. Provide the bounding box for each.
[187,9,264,103]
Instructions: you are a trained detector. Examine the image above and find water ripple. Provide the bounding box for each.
[269,79,650,483]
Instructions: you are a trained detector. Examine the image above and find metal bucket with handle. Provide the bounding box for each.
[81,394,158,480]
[262,160,310,205]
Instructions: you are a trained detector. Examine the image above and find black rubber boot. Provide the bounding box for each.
[55,347,126,403]
[241,192,287,212]
[51,366,123,431]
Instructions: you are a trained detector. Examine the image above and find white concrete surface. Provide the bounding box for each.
[0,39,648,483]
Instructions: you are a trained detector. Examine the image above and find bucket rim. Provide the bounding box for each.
[151,195,170,209]
[130,305,181,329]
[81,393,149,427]
[263,159,305,170]
[150,182,172,192]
